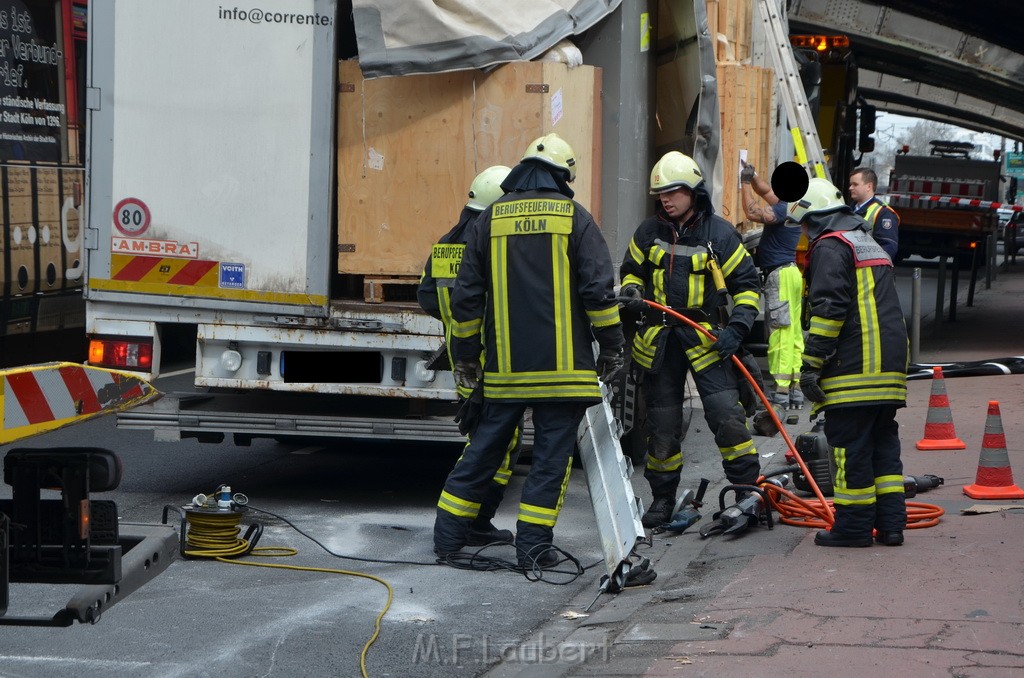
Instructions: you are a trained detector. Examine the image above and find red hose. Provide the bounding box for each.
[639,300,943,530]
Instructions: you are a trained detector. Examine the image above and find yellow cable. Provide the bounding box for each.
[183,510,391,678]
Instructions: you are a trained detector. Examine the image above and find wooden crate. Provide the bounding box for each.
[717,62,773,227]
[707,0,752,63]
[336,60,602,277]
[3,166,37,294]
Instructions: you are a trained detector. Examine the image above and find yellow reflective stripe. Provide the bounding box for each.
[808,315,842,338]
[720,438,756,461]
[720,243,749,277]
[875,474,904,496]
[554,456,573,515]
[450,317,482,339]
[519,502,559,526]
[587,304,621,327]
[733,290,760,309]
[857,268,882,372]
[622,273,644,288]
[654,268,668,305]
[686,344,719,373]
[802,353,824,370]
[687,272,703,307]
[437,490,481,518]
[493,467,512,486]
[552,233,572,371]
[833,445,847,487]
[823,372,906,389]
[484,383,601,399]
[628,238,644,265]
[833,484,876,506]
[485,369,598,384]
[824,388,907,406]
[490,236,511,371]
[864,202,882,224]
[646,452,682,472]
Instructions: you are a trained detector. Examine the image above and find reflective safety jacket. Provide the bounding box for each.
[855,197,900,260]
[417,207,481,399]
[450,189,624,403]
[803,224,908,415]
[620,209,760,372]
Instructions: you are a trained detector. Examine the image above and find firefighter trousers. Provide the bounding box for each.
[469,423,523,527]
[644,328,760,499]
[434,400,586,557]
[823,405,906,536]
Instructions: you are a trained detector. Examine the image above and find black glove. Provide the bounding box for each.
[596,347,625,384]
[740,162,756,184]
[618,284,648,314]
[711,325,745,360]
[454,386,484,435]
[799,370,826,403]
[454,360,482,391]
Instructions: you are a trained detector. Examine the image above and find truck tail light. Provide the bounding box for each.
[88,337,154,369]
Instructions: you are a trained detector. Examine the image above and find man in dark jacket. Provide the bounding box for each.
[619,151,762,528]
[433,134,625,568]
[788,178,909,548]
[417,165,521,548]
[849,167,900,260]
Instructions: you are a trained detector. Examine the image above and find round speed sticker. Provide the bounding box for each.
[113,197,151,236]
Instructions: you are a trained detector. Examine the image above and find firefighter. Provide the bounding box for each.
[619,151,762,528]
[788,178,909,547]
[417,165,522,547]
[848,167,900,260]
[433,134,625,567]
[740,160,805,410]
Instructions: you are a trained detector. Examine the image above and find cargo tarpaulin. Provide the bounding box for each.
[352,0,621,78]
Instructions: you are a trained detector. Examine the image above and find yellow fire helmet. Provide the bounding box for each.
[522,133,577,181]
[649,151,703,195]
[466,165,512,211]
[786,177,849,223]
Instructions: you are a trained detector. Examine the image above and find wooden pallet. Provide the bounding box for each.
[362,276,420,304]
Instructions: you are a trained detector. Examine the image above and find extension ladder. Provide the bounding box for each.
[757,0,831,182]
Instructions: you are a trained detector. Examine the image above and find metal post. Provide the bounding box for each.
[985,234,993,289]
[934,256,946,332]
[910,268,921,363]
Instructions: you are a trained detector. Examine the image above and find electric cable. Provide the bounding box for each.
[641,300,945,530]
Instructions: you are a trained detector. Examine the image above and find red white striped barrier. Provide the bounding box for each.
[887,194,1024,212]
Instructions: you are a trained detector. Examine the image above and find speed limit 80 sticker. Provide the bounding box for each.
[113,197,152,236]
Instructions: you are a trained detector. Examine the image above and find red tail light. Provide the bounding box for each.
[88,337,154,369]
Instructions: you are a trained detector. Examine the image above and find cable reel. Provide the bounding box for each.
[162,485,263,559]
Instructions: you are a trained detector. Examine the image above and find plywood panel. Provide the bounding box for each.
[718,63,773,228]
[337,60,601,277]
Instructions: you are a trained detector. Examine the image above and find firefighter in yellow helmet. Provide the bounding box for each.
[417,165,519,547]
[433,134,625,568]
[619,151,762,528]
[788,178,909,547]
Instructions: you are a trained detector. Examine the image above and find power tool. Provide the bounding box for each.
[660,478,710,533]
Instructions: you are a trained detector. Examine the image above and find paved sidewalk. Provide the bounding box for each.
[504,261,1024,678]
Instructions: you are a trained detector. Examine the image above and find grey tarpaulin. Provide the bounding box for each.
[352,0,621,78]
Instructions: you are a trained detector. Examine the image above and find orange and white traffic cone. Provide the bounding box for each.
[916,366,966,450]
[963,401,1024,500]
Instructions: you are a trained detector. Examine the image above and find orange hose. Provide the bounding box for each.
[639,300,943,530]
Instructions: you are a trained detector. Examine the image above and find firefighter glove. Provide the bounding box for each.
[740,161,756,184]
[799,370,826,403]
[454,360,482,391]
[596,346,625,384]
[711,324,745,360]
[619,284,648,313]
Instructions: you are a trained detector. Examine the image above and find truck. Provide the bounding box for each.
[83,0,787,451]
[888,140,1002,266]
[0,0,88,367]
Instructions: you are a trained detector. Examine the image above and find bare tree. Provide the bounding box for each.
[899,118,956,155]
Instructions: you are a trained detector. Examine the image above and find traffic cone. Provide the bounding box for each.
[916,366,966,450]
[963,401,1024,500]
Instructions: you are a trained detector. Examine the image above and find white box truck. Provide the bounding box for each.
[83,0,759,448]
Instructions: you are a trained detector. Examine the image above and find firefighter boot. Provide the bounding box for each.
[642,495,675,528]
[516,523,559,569]
[434,507,473,557]
[814,504,873,547]
[467,519,514,546]
[874,493,907,546]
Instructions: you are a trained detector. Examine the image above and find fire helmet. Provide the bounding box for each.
[649,152,704,195]
[522,133,577,181]
[466,165,511,211]
[786,177,850,223]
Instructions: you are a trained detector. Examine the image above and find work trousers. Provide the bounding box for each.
[434,400,586,556]
[644,328,760,499]
[824,405,907,536]
[763,263,804,391]
[471,424,523,527]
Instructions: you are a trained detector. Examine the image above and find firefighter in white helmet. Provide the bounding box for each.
[417,165,519,548]
[787,177,909,547]
[433,134,625,568]
[619,151,762,528]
